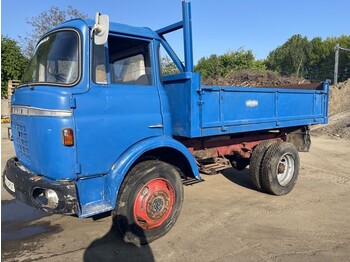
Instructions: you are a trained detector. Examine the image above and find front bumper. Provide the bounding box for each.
[3,157,78,215]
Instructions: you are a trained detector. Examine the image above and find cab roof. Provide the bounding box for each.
[56,18,157,40]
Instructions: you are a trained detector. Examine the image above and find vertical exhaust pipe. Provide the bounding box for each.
[182,1,194,73]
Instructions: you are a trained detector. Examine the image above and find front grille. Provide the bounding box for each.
[12,121,30,161]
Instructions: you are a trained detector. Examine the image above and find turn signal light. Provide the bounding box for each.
[62,128,74,146]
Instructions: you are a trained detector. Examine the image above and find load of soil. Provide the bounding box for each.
[202,70,307,87]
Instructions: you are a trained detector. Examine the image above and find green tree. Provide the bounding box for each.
[161,55,180,76]
[266,34,350,82]
[305,37,328,81]
[1,36,28,98]
[305,36,337,82]
[305,35,350,82]
[195,54,221,79]
[265,34,310,78]
[195,48,265,80]
[21,6,87,58]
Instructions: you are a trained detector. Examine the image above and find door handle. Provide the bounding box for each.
[148,124,163,128]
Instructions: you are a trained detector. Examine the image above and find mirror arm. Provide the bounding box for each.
[91,13,102,39]
[91,25,103,39]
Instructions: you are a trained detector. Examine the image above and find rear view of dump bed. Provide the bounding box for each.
[163,74,329,138]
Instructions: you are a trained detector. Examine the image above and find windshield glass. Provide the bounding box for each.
[22,30,80,86]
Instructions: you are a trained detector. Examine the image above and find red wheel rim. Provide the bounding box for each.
[133,178,175,230]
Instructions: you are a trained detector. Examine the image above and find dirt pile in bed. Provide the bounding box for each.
[201,70,307,87]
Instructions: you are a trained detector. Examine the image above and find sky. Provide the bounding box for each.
[1,0,350,63]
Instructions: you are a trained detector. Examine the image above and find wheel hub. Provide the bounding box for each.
[147,191,168,219]
[152,197,164,213]
[278,163,286,173]
[277,153,295,186]
[134,178,175,230]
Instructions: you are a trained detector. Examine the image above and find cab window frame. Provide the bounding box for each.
[106,32,155,86]
[21,28,82,88]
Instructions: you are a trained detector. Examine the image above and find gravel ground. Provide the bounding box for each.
[312,110,350,140]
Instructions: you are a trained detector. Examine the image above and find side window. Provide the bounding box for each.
[92,44,107,84]
[159,45,180,77]
[111,54,147,84]
[108,35,152,86]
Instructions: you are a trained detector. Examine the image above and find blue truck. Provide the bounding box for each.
[3,2,329,244]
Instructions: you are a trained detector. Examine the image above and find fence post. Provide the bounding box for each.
[7,79,21,116]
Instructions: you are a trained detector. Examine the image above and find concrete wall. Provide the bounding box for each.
[1,99,11,139]
[1,99,10,117]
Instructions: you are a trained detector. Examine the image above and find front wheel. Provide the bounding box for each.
[112,160,184,245]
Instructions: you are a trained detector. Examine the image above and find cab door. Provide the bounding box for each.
[73,34,163,177]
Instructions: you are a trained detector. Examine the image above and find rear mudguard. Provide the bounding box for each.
[104,136,200,208]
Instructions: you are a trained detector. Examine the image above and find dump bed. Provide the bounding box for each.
[163,73,329,138]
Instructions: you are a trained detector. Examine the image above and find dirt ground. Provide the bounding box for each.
[312,110,350,140]
[2,128,350,261]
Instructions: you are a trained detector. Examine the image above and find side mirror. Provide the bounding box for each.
[92,12,109,45]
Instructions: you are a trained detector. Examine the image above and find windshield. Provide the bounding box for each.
[22,30,80,86]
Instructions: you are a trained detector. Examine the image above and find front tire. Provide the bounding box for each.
[112,160,184,245]
[260,142,300,195]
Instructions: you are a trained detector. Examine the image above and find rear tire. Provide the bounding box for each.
[112,160,184,245]
[249,140,276,191]
[260,142,300,195]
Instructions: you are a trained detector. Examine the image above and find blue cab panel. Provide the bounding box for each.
[11,87,76,180]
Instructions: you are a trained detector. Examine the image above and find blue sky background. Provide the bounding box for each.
[1,0,350,63]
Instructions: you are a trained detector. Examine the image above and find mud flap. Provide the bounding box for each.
[286,126,311,152]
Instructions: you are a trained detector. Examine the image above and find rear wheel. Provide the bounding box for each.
[113,160,184,245]
[249,140,276,191]
[260,142,300,195]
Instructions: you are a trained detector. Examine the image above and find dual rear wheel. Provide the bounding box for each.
[249,141,300,195]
